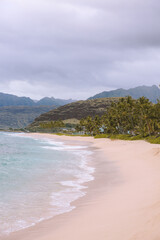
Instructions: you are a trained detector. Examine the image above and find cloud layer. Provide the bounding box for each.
[0,0,160,99]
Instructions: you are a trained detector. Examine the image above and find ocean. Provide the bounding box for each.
[0,132,94,237]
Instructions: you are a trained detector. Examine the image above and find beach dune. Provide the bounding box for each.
[5,135,160,240]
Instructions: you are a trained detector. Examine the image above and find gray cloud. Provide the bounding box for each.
[0,0,160,99]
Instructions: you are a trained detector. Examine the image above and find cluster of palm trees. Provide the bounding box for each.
[76,96,160,137]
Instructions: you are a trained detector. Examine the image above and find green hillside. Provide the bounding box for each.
[28,97,121,131]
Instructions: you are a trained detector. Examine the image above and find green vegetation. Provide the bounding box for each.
[27,119,79,133]
[94,134,160,144]
[27,119,78,133]
[27,96,160,144]
[76,96,160,144]
[28,97,121,131]
[27,120,64,133]
[39,120,65,129]
[145,136,160,144]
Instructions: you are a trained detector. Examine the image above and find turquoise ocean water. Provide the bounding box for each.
[0,133,94,237]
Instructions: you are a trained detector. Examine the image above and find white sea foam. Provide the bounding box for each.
[42,145,87,151]
[49,143,95,217]
[0,134,95,237]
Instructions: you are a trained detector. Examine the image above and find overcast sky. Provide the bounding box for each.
[0,0,160,99]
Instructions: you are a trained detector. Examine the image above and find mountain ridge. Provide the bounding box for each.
[36,97,75,107]
[88,85,160,103]
[0,92,75,107]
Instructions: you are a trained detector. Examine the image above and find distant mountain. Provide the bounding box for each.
[88,85,160,103]
[28,97,121,131]
[0,92,35,107]
[0,106,55,129]
[36,97,75,106]
[0,92,75,107]
[0,93,76,129]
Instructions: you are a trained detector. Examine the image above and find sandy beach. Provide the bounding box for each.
[4,134,160,240]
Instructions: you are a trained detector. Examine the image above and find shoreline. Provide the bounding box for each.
[2,133,98,240]
[3,133,160,240]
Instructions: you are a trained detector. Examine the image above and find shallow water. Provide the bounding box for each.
[0,133,94,237]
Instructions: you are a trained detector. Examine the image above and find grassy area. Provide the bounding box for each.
[50,132,160,144]
[145,136,160,144]
[94,134,160,144]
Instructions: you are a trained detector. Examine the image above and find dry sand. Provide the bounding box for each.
[4,134,160,240]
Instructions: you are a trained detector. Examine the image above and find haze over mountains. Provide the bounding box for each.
[29,85,160,131]
[0,85,160,130]
[0,85,159,108]
[0,93,75,129]
[0,92,75,107]
[0,105,55,130]
[89,85,160,103]
[35,97,75,107]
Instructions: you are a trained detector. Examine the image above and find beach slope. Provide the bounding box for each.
[6,135,160,240]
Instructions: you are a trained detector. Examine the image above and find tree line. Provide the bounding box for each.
[76,96,160,137]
